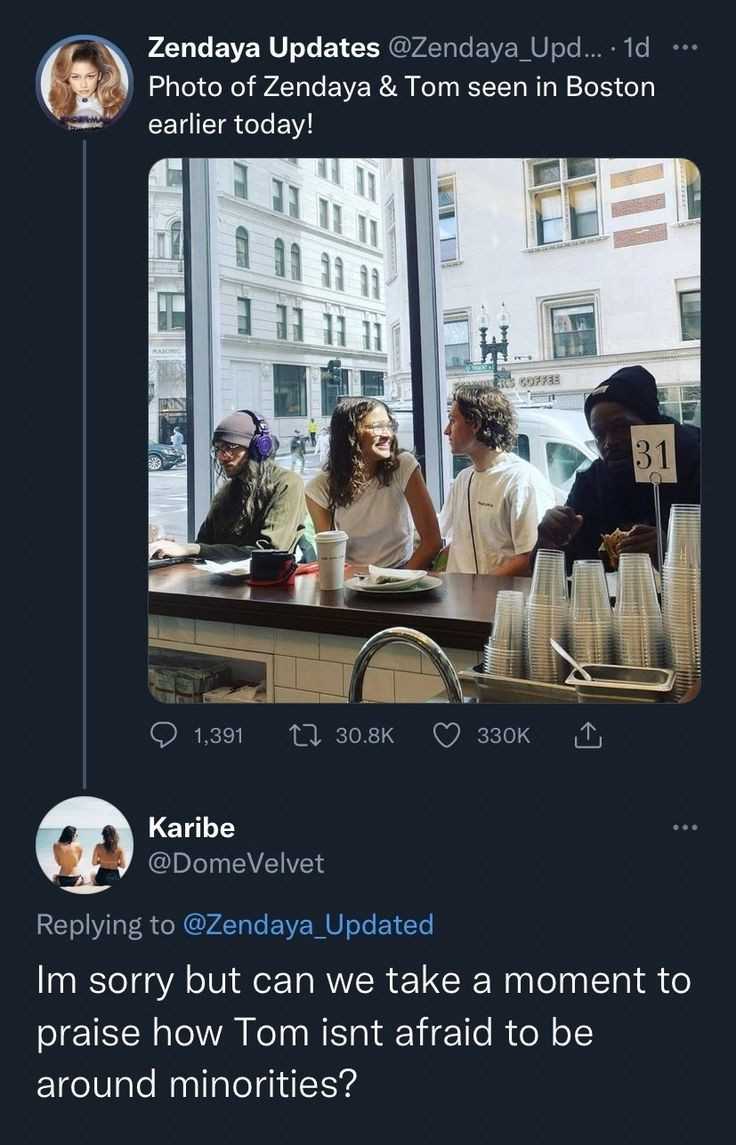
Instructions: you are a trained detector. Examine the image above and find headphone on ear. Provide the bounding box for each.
[241,410,274,462]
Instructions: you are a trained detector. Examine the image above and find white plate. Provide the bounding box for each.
[344,575,443,596]
[201,559,251,580]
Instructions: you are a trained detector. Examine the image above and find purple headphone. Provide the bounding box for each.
[241,410,274,462]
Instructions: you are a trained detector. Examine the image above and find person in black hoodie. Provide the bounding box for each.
[535,366,700,570]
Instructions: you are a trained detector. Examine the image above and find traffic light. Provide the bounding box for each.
[326,358,342,388]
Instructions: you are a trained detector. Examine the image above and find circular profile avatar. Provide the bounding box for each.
[37,36,132,131]
[37,795,133,893]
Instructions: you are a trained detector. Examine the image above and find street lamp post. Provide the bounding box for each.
[479,303,511,387]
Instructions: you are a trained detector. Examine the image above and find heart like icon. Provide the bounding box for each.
[433,722,461,749]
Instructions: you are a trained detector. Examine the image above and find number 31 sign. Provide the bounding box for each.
[630,424,678,484]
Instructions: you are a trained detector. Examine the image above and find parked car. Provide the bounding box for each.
[148,441,184,471]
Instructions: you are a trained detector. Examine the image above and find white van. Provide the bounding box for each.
[392,402,598,502]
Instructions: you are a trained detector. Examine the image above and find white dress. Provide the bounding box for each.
[66,95,105,130]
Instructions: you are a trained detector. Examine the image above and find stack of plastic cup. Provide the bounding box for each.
[613,553,665,667]
[662,504,701,699]
[570,560,613,665]
[525,550,570,683]
[483,590,525,678]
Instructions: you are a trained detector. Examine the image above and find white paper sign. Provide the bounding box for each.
[630,424,678,484]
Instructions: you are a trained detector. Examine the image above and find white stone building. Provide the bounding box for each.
[148,157,388,446]
[384,157,701,424]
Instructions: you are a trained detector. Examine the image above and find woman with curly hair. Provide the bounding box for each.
[305,398,441,569]
[440,385,555,575]
[49,41,126,129]
[92,826,126,887]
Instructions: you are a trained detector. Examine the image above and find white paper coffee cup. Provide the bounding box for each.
[315,530,349,590]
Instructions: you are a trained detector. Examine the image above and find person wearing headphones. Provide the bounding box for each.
[439,385,555,575]
[149,410,306,562]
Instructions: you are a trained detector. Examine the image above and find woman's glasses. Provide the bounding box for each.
[362,420,398,436]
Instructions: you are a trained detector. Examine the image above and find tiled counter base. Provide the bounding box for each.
[149,614,481,704]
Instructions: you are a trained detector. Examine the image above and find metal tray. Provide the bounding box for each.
[460,668,579,704]
[565,664,676,703]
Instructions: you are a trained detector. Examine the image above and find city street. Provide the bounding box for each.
[149,447,324,542]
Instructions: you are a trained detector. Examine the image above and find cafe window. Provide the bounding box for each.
[527,158,600,246]
[336,316,346,347]
[237,297,251,335]
[680,290,701,340]
[443,317,470,369]
[288,185,300,218]
[235,226,249,268]
[158,292,185,331]
[276,304,288,340]
[166,158,183,187]
[292,307,303,342]
[272,178,284,212]
[438,174,458,261]
[334,257,344,291]
[321,253,331,288]
[371,269,380,299]
[321,365,349,415]
[323,313,333,345]
[290,243,301,281]
[361,370,384,397]
[360,265,369,296]
[273,364,307,417]
[549,302,597,358]
[233,162,247,199]
[274,239,285,277]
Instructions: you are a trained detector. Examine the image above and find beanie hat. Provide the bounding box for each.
[584,365,660,427]
[212,410,259,447]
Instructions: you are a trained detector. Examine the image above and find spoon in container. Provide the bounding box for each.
[549,638,594,682]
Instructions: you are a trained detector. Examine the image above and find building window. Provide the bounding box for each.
[288,185,300,218]
[361,370,384,397]
[272,178,284,212]
[370,220,379,248]
[373,323,382,352]
[528,159,600,247]
[236,226,249,268]
[358,215,367,243]
[336,316,346,347]
[356,165,365,196]
[360,265,369,296]
[156,232,165,257]
[273,364,307,417]
[550,303,597,358]
[438,175,458,262]
[319,198,329,229]
[166,158,183,187]
[292,307,303,342]
[362,320,371,351]
[237,297,251,335]
[683,160,701,220]
[158,292,185,332]
[332,204,342,234]
[321,365,349,415]
[321,253,331,288]
[323,313,333,345]
[386,196,398,281]
[371,269,380,300]
[276,305,288,340]
[234,163,247,199]
[368,172,376,201]
[334,257,344,291]
[679,291,701,341]
[331,158,340,184]
[170,220,182,259]
[317,159,327,178]
[391,323,401,371]
[290,243,301,281]
[443,317,470,369]
[274,239,285,277]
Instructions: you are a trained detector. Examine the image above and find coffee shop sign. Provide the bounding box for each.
[463,366,561,390]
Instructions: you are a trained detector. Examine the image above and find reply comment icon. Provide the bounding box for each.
[150,721,177,749]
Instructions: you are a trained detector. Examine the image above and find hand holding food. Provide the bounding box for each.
[538,506,584,549]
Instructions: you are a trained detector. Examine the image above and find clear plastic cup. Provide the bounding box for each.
[490,591,525,650]
[314,530,349,590]
[530,550,568,602]
[665,505,700,569]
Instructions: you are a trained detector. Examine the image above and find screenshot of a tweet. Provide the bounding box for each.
[16,16,724,1141]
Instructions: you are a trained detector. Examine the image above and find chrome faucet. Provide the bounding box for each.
[348,627,464,703]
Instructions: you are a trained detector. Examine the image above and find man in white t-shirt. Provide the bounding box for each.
[439,385,556,575]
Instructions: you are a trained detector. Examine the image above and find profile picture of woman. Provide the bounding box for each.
[37,795,133,893]
[37,36,132,131]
